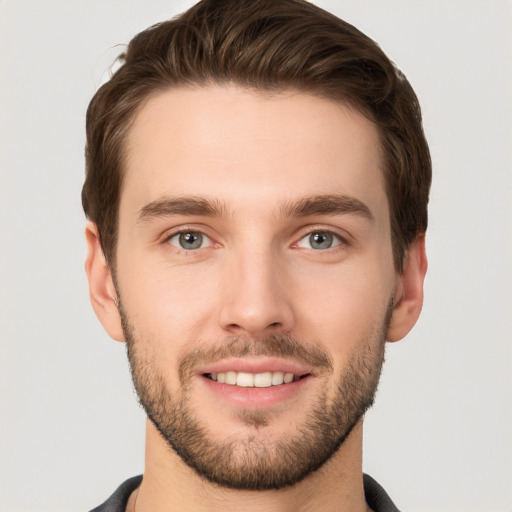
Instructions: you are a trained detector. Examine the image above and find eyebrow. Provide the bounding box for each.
[137,193,374,223]
[280,194,374,221]
[137,196,226,223]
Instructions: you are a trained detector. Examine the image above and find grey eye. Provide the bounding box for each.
[297,231,342,250]
[309,232,333,249]
[168,231,208,250]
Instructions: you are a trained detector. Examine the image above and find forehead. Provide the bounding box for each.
[122,85,387,221]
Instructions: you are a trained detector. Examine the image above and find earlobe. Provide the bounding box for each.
[85,222,125,342]
[387,235,428,342]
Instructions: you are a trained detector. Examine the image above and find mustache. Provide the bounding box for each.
[178,334,334,384]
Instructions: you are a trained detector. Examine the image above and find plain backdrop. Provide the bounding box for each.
[0,1,511,511]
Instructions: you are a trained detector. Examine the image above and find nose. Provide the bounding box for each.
[218,248,296,337]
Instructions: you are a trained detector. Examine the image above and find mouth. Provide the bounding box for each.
[197,359,314,409]
[205,371,307,387]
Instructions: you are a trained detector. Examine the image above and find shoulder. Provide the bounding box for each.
[363,474,401,512]
[88,475,143,512]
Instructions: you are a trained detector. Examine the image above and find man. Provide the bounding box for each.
[83,0,430,510]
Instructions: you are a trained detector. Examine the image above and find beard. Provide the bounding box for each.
[120,300,390,491]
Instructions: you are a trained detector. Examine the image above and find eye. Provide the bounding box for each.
[167,231,211,250]
[296,231,343,250]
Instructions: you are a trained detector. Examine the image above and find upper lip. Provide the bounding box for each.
[197,357,313,377]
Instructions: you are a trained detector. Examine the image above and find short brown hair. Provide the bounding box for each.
[82,0,431,271]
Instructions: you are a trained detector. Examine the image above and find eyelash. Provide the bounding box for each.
[295,231,347,250]
[292,226,350,252]
[161,226,350,253]
[163,227,214,253]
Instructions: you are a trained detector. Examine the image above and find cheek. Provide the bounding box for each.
[118,258,222,341]
[119,264,223,394]
[291,257,394,355]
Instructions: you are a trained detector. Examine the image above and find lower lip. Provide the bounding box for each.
[200,375,313,409]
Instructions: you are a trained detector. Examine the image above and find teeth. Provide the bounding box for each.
[271,371,284,385]
[254,372,272,388]
[236,372,254,387]
[284,373,294,384]
[209,371,298,387]
[225,371,237,385]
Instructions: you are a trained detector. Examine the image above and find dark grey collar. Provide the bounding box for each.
[89,473,399,512]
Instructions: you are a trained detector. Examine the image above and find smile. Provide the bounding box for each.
[206,371,302,387]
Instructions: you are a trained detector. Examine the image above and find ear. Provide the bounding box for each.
[85,222,125,342]
[387,235,428,342]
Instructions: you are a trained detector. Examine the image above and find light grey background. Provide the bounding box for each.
[1,1,510,511]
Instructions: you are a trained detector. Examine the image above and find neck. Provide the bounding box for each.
[131,419,370,512]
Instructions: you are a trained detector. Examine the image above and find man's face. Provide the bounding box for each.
[114,85,399,489]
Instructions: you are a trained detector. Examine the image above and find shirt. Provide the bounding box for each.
[89,473,400,511]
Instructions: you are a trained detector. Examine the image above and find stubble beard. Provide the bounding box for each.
[120,302,390,491]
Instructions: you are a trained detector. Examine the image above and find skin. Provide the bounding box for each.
[86,85,427,512]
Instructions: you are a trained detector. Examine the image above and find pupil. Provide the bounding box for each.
[310,232,332,249]
[179,232,202,249]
